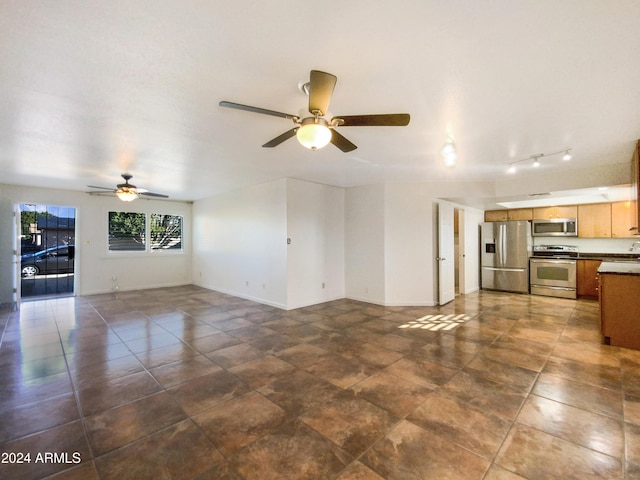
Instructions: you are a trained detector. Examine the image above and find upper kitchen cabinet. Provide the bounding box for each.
[484,210,508,222]
[533,206,578,219]
[484,208,533,222]
[506,208,533,221]
[578,203,611,238]
[611,200,638,237]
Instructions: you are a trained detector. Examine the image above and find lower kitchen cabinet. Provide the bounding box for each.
[599,272,640,350]
[577,259,601,298]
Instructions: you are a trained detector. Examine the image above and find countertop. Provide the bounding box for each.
[579,253,640,261]
[598,261,640,275]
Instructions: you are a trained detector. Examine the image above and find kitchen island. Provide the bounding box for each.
[598,261,640,350]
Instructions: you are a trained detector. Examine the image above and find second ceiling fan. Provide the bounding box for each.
[220,70,410,152]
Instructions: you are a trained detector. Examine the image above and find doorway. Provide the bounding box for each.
[19,204,76,299]
[454,208,465,296]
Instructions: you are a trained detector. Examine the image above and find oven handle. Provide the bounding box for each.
[530,259,576,265]
[532,285,576,292]
[483,267,527,272]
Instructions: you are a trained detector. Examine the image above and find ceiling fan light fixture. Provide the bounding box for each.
[296,117,332,150]
[116,188,138,202]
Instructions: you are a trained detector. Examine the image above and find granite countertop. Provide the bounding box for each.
[598,261,640,275]
[579,253,640,261]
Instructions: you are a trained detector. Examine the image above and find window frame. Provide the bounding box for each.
[107,211,184,254]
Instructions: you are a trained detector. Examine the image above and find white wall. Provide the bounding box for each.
[345,184,386,304]
[286,179,345,309]
[0,183,192,306]
[384,184,434,305]
[192,179,288,309]
[344,183,484,307]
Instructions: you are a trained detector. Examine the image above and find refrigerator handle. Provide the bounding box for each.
[501,224,506,265]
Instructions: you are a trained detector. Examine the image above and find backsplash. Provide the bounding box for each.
[533,237,640,254]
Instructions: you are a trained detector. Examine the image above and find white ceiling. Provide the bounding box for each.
[1,1,639,204]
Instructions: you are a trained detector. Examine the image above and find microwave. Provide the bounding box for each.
[532,218,578,237]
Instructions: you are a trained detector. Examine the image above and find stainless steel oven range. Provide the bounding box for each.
[529,245,578,299]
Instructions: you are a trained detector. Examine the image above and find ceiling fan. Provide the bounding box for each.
[220,70,410,152]
[86,174,169,202]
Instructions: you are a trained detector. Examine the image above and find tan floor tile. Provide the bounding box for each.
[361,420,489,479]
[193,391,288,456]
[517,394,624,458]
[533,372,624,420]
[299,393,398,457]
[228,421,353,480]
[85,391,186,456]
[168,369,251,416]
[349,371,432,418]
[495,423,622,479]
[95,419,222,480]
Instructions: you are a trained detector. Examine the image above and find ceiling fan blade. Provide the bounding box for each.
[219,101,297,120]
[86,191,115,195]
[87,185,115,191]
[262,128,298,148]
[331,130,357,152]
[334,113,410,127]
[139,192,169,198]
[308,70,337,116]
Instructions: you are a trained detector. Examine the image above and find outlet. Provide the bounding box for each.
[199,271,202,278]
[262,283,266,289]
[246,281,249,287]
[365,287,369,294]
[322,282,325,289]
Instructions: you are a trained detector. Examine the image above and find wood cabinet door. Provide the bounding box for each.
[484,210,508,222]
[577,260,601,298]
[507,208,533,221]
[533,205,577,219]
[578,203,611,238]
[612,200,638,237]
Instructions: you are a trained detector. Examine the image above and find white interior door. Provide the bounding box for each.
[438,201,455,304]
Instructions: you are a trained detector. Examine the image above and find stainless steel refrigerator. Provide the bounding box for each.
[481,221,532,293]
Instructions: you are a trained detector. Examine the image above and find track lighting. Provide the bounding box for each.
[506,147,572,174]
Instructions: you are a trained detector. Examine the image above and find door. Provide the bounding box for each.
[438,202,455,305]
[20,204,76,298]
[455,208,465,295]
[12,205,21,310]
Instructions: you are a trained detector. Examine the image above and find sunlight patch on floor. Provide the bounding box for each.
[398,313,472,331]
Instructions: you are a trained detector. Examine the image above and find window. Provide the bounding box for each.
[150,214,183,251]
[108,212,146,251]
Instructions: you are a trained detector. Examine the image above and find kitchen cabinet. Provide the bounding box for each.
[533,206,578,219]
[506,208,533,221]
[484,208,533,222]
[578,203,611,238]
[632,140,640,232]
[612,200,638,238]
[599,270,640,350]
[484,210,508,222]
[577,259,601,298]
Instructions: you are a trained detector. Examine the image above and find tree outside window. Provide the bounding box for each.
[108,212,146,251]
[150,214,182,250]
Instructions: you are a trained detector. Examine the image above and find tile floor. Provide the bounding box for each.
[0,285,639,479]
